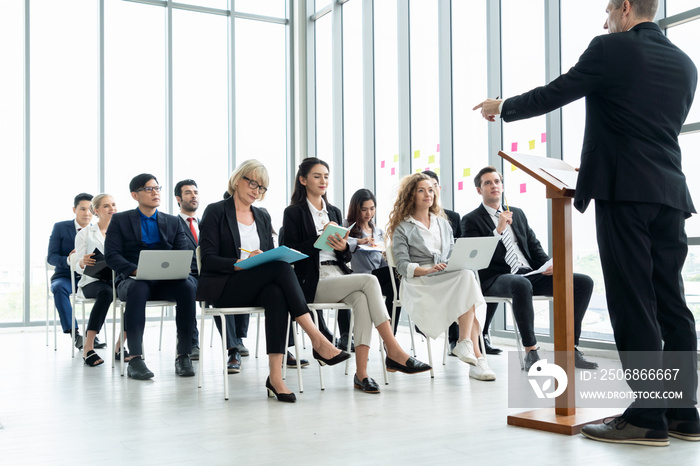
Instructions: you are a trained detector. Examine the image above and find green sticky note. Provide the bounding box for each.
[463,168,471,177]
[434,168,440,176]
[393,154,399,162]
[414,150,420,159]
[429,155,435,164]
[529,140,535,150]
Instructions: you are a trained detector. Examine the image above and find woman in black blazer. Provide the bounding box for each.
[282,158,431,394]
[197,160,350,403]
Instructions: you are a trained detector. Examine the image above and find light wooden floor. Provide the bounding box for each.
[1,321,697,466]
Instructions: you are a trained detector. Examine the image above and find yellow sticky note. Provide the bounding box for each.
[463,168,471,177]
[511,164,517,172]
[529,140,535,150]
[415,168,421,173]
[429,155,435,164]
[434,168,440,176]
[414,150,420,159]
[393,154,399,163]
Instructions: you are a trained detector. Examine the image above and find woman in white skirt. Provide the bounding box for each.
[386,173,495,381]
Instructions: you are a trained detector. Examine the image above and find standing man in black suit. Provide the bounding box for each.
[474,0,698,446]
[462,167,596,372]
[174,179,201,360]
[105,174,196,380]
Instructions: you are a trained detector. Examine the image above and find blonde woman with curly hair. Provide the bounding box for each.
[386,173,495,381]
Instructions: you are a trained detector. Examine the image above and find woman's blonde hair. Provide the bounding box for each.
[90,193,113,218]
[386,173,445,241]
[227,159,270,201]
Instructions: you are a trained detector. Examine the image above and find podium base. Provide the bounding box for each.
[507,409,616,435]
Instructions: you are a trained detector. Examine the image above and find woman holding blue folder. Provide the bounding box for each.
[282,158,431,394]
[197,159,350,403]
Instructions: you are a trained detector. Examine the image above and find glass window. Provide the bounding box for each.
[315,13,333,160]
[666,1,700,17]
[681,245,700,344]
[315,0,333,12]
[105,0,166,210]
[30,0,98,322]
[172,10,228,217]
[409,0,439,175]
[452,0,488,218]
[234,0,286,18]
[0,1,24,323]
[680,132,700,238]
[667,21,700,125]
[177,0,228,10]
[373,0,399,227]
[342,0,363,212]
[235,18,288,229]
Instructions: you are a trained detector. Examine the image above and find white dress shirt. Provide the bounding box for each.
[481,203,531,270]
[72,223,106,289]
[179,213,199,240]
[307,198,337,263]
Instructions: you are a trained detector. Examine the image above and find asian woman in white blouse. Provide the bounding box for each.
[386,173,496,381]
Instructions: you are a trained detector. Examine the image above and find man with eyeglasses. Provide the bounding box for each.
[105,173,196,380]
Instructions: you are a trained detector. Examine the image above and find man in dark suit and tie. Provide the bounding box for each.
[174,179,201,360]
[105,174,196,380]
[462,167,596,369]
[47,193,106,350]
[474,0,698,446]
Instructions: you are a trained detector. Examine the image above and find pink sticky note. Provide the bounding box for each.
[437,143,440,152]
[520,183,527,194]
[458,181,464,191]
[381,160,385,168]
[511,142,518,152]
[391,167,395,175]
[425,167,431,171]
[541,132,547,143]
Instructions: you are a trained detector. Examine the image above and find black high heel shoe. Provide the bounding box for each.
[266,377,296,403]
[312,349,351,366]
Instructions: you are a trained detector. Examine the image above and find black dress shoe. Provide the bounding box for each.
[265,376,296,403]
[127,357,154,380]
[73,333,84,350]
[482,335,502,355]
[190,346,200,361]
[175,354,195,377]
[286,351,309,368]
[574,348,598,369]
[93,336,107,349]
[667,417,700,441]
[336,333,356,352]
[524,349,541,371]
[385,356,431,374]
[312,348,351,366]
[353,374,380,393]
[227,349,242,374]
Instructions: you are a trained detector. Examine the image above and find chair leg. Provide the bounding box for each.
[379,335,388,385]
[442,329,449,365]
[120,304,126,376]
[197,307,206,389]
[112,301,117,368]
[309,311,324,390]
[407,314,417,357]
[291,317,303,393]
[426,337,434,378]
[344,310,353,376]
[255,312,261,358]
[210,316,214,348]
[221,315,229,400]
[46,297,49,347]
[54,306,57,351]
[508,302,525,370]
[71,300,76,359]
[158,306,165,351]
[283,316,291,381]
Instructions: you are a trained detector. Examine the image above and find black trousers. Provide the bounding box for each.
[336,267,400,336]
[213,261,312,355]
[117,277,196,356]
[81,280,113,333]
[596,200,698,430]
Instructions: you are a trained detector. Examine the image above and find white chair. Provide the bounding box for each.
[69,259,95,359]
[195,247,266,400]
[45,258,57,350]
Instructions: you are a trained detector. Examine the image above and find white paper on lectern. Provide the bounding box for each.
[541,168,579,189]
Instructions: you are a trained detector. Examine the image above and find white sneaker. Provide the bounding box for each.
[470,357,496,381]
[452,339,477,366]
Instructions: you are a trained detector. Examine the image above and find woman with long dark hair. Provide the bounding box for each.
[282,158,431,394]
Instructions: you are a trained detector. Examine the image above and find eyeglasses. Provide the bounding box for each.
[135,186,163,193]
[242,176,268,194]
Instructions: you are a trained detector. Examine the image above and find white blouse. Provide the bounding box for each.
[237,221,260,260]
[71,223,106,289]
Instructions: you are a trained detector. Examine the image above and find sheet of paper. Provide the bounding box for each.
[541,168,578,189]
[522,258,553,277]
[358,243,385,252]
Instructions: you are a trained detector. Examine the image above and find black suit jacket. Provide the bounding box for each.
[178,215,200,275]
[461,205,549,290]
[282,202,352,303]
[445,209,461,239]
[47,219,78,281]
[502,22,697,215]
[104,209,189,284]
[196,198,274,303]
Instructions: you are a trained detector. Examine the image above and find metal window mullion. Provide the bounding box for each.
[23,0,30,324]
[98,0,105,191]
[486,0,501,169]
[286,0,295,198]
[332,1,343,206]
[227,0,236,173]
[660,5,700,29]
[362,0,375,191]
[397,0,410,177]
[306,0,316,165]
[165,2,174,213]
[437,0,453,209]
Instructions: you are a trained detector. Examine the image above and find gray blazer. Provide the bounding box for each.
[392,215,453,277]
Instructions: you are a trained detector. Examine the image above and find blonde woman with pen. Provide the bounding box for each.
[197,160,350,402]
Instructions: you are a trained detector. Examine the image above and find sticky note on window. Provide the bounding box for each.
[393,154,399,162]
[437,143,440,152]
[414,150,420,159]
[511,142,518,152]
[520,183,527,193]
[463,168,471,177]
[381,160,385,168]
[429,155,435,164]
[511,164,517,172]
[391,167,396,175]
[434,168,440,176]
[425,167,430,172]
[529,140,535,150]
[416,168,421,173]
[458,181,464,191]
[541,133,547,143]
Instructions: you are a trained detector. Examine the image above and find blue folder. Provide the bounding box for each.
[235,246,308,270]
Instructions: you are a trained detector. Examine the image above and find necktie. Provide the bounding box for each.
[187,217,198,244]
[496,210,519,274]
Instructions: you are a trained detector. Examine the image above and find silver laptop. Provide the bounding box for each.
[428,237,500,276]
[132,250,193,280]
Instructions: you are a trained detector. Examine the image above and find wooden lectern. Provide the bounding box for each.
[499,150,609,435]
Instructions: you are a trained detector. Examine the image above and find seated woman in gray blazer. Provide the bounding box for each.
[386,173,495,381]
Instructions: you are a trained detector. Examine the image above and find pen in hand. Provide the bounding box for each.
[239,247,253,254]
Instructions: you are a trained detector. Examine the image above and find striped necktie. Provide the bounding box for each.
[496,210,520,274]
